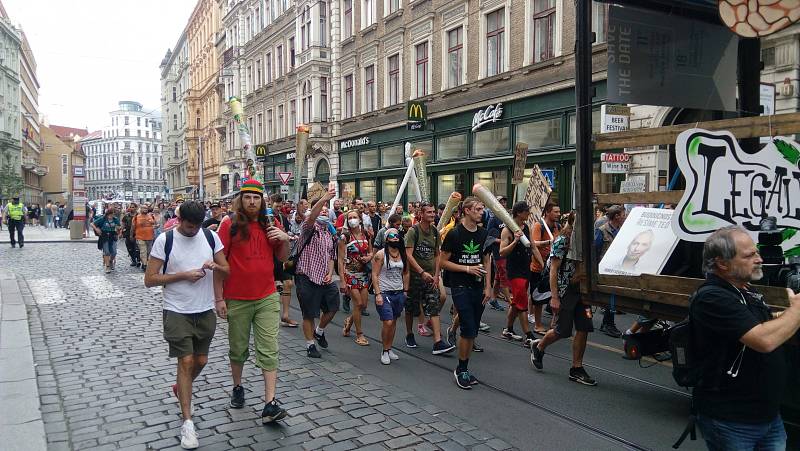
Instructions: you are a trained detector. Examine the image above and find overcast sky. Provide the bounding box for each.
[3,0,197,131]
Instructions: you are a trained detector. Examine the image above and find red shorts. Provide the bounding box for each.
[494,259,509,287]
[509,278,529,311]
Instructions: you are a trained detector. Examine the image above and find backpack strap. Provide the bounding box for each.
[671,412,697,449]
[202,228,215,254]
[162,230,174,274]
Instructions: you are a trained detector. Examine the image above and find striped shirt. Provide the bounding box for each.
[296,221,336,285]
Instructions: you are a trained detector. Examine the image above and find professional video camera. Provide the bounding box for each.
[756,216,800,293]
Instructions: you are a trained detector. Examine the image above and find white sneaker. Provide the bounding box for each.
[380,351,391,365]
[180,420,199,449]
[388,349,399,360]
[528,314,536,324]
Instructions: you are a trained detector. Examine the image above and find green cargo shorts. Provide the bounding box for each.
[226,292,280,371]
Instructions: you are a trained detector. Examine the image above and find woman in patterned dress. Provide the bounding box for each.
[339,210,373,346]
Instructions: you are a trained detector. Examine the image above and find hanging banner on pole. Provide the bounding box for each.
[294,125,309,203]
[512,143,528,184]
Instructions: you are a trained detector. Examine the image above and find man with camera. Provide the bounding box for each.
[692,226,800,450]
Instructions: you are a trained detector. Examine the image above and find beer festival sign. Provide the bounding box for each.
[673,128,800,257]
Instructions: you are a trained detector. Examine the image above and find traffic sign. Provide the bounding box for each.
[278,171,292,185]
[280,185,289,194]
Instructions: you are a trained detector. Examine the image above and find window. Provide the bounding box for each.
[173,114,178,130]
[320,77,328,121]
[124,116,129,125]
[277,45,283,76]
[277,105,285,138]
[762,47,776,67]
[344,0,353,38]
[415,42,428,98]
[532,0,555,63]
[447,27,463,88]
[364,65,375,112]
[125,129,130,136]
[387,54,399,105]
[257,113,263,143]
[266,53,272,83]
[436,173,466,205]
[437,134,467,160]
[359,149,379,169]
[473,170,508,200]
[320,2,328,46]
[247,65,253,91]
[256,59,262,88]
[302,6,311,50]
[381,177,399,202]
[289,38,295,70]
[381,145,403,167]
[137,117,141,126]
[387,0,399,15]
[517,117,562,148]
[172,87,177,101]
[302,81,312,123]
[339,152,357,172]
[267,109,274,141]
[486,9,505,76]
[359,179,376,201]
[364,0,374,27]
[290,100,297,129]
[592,1,608,44]
[173,144,178,159]
[344,74,354,118]
[473,126,509,156]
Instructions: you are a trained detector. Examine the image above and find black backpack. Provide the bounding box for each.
[162,229,216,274]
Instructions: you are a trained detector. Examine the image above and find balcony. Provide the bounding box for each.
[223,46,238,67]
[213,117,226,135]
[33,164,48,176]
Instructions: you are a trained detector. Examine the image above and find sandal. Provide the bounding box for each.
[280,318,299,328]
[355,334,369,346]
[343,316,353,337]
[533,328,547,335]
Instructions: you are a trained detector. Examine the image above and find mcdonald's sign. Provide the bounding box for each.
[407,101,426,131]
[254,144,267,161]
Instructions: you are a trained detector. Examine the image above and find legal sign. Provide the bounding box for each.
[512,143,528,184]
[601,152,630,174]
[407,101,426,131]
[607,4,737,111]
[280,185,289,194]
[278,171,292,185]
[674,128,800,255]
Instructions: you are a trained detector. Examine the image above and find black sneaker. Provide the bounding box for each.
[447,326,457,347]
[129,261,138,267]
[313,331,328,349]
[230,385,245,408]
[569,366,597,386]
[453,369,472,390]
[405,334,418,348]
[432,340,456,355]
[472,342,484,352]
[530,341,544,371]
[469,374,479,386]
[600,323,623,338]
[261,399,288,423]
[307,344,322,358]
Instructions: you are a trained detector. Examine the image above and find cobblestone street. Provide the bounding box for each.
[5,243,515,451]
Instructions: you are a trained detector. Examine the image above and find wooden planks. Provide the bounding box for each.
[593,112,800,151]
[595,191,684,205]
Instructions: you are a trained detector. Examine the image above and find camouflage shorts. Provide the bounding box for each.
[406,274,441,317]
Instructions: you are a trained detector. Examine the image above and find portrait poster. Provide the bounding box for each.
[599,207,679,276]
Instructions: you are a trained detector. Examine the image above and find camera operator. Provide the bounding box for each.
[692,225,800,450]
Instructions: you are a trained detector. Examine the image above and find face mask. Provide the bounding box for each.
[316,216,331,226]
[348,218,360,228]
[387,240,403,249]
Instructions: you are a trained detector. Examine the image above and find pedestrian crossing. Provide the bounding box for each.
[28,273,161,305]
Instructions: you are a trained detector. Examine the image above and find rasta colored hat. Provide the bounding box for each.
[239,179,264,194]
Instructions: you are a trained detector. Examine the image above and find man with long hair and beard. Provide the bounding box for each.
[216,179,291,423]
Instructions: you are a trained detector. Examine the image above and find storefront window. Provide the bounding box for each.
[437,134,468,161]
[359,179,376,201]
[381,145,404,167]
[568,109,601,144]
[340,152,357,172]
[516,118,561,149]
[340,181,356,203]
[473,169,508,199]
[412,140,433,159]
[360,149,379,170]
[436,172,466,205]
[473,126,509,157]
[381,177,399,203]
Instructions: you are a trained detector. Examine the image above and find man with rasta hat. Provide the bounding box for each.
[216,179,292,423]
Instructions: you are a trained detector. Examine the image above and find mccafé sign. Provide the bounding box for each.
[471,103,504,131]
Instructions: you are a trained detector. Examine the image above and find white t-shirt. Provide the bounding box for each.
[150,229,224,314]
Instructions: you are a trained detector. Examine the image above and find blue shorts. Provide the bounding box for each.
[451,286,485,339]
[376,290,405,321]
[102,238,118,257]
[697,414,786,451]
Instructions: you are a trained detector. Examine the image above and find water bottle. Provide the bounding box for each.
[265,207,274,227]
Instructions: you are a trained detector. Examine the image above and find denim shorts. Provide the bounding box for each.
[375,290,405,321]
[101,238,118,257]
[696,414,786,451]
[451,286,485,339]
[295,274,340,319]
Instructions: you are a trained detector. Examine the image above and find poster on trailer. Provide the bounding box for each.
[599,207,679,276]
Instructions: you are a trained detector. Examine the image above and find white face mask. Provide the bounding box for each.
[347,218,360,229]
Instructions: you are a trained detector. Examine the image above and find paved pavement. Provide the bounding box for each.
[7,244,524,451]
[0,225,94,243]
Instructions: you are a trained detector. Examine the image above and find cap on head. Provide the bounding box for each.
[240,179,264,195]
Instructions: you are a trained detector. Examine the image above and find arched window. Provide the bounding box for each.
[314,158,330,183]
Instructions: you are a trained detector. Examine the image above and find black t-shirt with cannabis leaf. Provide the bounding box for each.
[442,223,490,289]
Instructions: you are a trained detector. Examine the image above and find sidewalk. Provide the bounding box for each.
[0,270,46,451]
[0,226,95,244]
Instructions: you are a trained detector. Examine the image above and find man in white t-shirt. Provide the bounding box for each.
[144,201,229,450]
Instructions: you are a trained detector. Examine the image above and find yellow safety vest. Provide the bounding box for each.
[6,202,23,221]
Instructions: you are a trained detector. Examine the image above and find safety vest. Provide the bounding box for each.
[6,202,23,221]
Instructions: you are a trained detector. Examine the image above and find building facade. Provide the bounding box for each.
[328,0,609,207]
[40,124,87,205]
[185,0,223,199]
[18,30,45,204]
[160,32,192,200]
[0,10,21,202]
[84,101,165,202]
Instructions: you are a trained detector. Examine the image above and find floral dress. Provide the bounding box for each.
[342,231,370,289]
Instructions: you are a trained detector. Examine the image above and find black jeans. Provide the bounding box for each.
[8,219,24,246]
[125,236,139,263]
